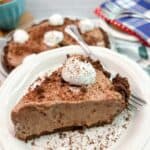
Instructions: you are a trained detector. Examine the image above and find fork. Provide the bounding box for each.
[104,6,150,22]
[114,10,150,22]
[65,25,147,110]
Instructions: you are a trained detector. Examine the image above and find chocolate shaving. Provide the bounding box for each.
[92,60,111,78]
[35,85,45,94]
[81,86,87,93]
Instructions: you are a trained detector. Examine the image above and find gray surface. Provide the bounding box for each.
[25,0,102,19]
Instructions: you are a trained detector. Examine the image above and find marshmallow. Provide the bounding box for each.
[79,19,95,33]
[13,29,29,44]
[48,14,64,26]
[43,31,64,47]
[62,56,96,86]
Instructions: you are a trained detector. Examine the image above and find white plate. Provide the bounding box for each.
[0,46,150,150]
[0,17,112,77]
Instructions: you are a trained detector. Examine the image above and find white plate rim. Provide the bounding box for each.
[0,46,150,150]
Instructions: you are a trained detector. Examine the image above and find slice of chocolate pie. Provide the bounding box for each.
[11,55,130,141]
[4,14,109,72]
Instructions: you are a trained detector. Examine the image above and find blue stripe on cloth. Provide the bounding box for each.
[137,0,150,9]
[99,0,150,43]
[129,4,147,13]
[137,23,150,38]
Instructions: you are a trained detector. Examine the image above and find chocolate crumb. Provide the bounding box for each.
[38,95,45,99]
[81,86,87,93]
[61,143,65,147]
[125,116,130,121]
[47,148,53,150]
[47,141,50,145]
[35,85,45,94]
[59,132,67,139]
[89,140,94,145]
[106,134,110,140]
[31,140,35,146]
[100,143,105,150]
[69,136,73,145]
[122,124,127,129]
[67,54,70,58]
[78,129,85,134]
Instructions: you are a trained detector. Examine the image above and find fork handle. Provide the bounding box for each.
[117,13,150,22]
[65,25,99,60]
[130,14,150,22]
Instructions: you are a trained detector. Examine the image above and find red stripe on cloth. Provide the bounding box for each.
[94,8,150,47]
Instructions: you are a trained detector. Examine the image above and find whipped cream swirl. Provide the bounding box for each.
[48,14,64,26]
[62,56,96,86]
[79,19,95,33]
[13,29,29,44]
[43,31,64,47]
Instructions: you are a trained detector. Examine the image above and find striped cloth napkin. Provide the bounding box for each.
[95,0,150,75]
[95,0,150,47]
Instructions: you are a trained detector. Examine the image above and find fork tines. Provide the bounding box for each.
[129,94,147,109]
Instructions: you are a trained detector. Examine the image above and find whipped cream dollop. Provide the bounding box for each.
[79,19,95,33]
[48,14,64,26]
[62,56,96,86]
[13,29,29,44]
[43,31,64,47]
